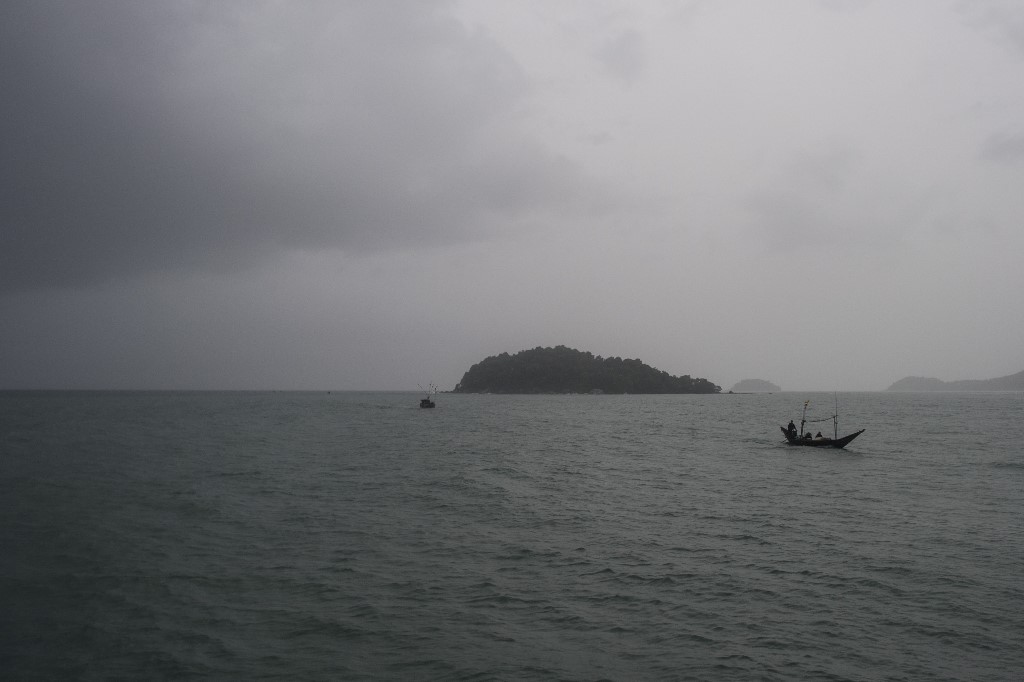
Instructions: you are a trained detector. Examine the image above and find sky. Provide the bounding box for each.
[2,0,1023,392]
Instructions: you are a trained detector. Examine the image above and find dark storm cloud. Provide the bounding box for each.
[0,1,596,293]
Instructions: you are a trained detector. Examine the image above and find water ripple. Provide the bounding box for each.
[2,390,1022,680]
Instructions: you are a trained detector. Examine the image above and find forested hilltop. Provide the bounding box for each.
[453,346,721,394]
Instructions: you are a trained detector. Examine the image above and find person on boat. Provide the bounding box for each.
[787,420,797,439]
[814,432,824,440]
[803,432,812,439]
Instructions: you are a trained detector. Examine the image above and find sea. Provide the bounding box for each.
[1,390,1022,681]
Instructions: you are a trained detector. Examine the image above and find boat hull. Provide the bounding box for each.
[780,427,864,449]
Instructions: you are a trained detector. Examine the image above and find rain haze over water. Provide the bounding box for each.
[3,1,1024,392]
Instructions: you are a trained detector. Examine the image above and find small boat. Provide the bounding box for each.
[419,383,437,408]
[780,426,864,448]
[781,398,863,449]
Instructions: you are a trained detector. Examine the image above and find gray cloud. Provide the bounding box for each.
[785,144,859,192]
[979,132,1024,163]
[957,0,1024,56]
[742,142,862,250]
[595,29,645,85]
[0,1,600,292]
[817,0,875,11]
[743,191,848,252]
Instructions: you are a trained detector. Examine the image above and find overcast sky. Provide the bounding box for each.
[2,0,1023,391]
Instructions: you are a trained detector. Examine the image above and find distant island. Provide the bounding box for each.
[453,346,721,394]
[887,369,1024,391]
[729,379,780,393]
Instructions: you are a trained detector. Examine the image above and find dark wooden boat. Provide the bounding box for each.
[781,397,864,449]
[780,426,864,448]
[420,397,435,408]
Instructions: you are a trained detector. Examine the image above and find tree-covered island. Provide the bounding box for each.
[453,346,721,394]
[729,379,781,393]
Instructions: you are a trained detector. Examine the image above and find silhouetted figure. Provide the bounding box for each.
[787,420,797,438]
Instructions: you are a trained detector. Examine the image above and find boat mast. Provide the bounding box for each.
[833,393,839,440]
[800,400,808,436]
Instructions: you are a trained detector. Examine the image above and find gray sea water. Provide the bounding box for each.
[1,390,1022,680]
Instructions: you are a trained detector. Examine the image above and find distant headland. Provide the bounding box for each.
[729,379,780,393]
[886,369,1024,391]
[453,346,721,394]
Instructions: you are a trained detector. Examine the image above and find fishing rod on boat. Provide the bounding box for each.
[799,399,840,438]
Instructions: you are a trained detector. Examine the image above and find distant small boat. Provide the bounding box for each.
[419,383,437,409]
[781,398,863,449]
